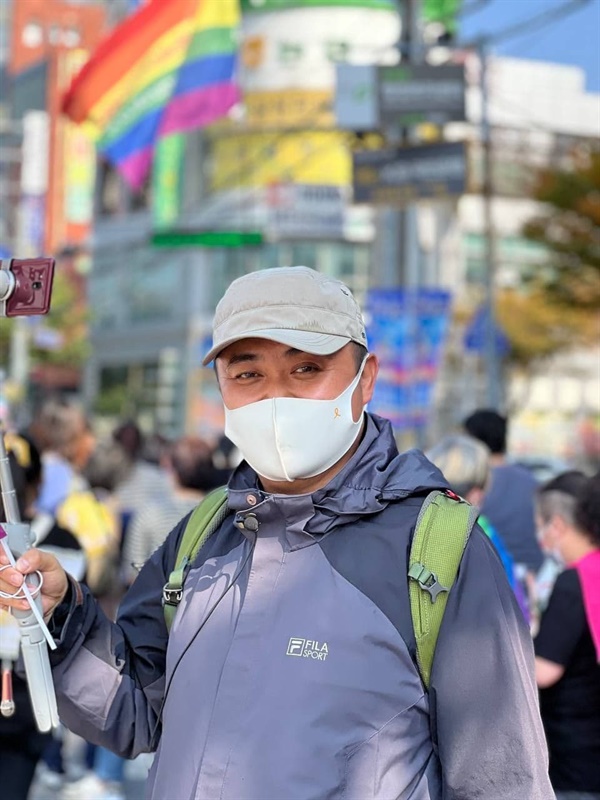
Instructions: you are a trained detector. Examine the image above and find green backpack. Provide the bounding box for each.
[162,488,478,689]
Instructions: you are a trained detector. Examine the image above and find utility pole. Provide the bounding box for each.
[400,0,422,293]
[400,0,428,448]
[466,0,591,410]
[373,0,422,290]
[0,116,30,414]
[479,40,502,409]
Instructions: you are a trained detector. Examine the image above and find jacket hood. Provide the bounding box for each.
[228,413,448,535]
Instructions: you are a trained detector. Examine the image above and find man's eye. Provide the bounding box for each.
[294,364,319,374]
[234,371,259,380]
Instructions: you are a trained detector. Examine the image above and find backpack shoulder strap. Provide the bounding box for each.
[163,486,228,631]
[408,490,479,689]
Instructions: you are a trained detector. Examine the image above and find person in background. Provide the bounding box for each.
[60,437,134,800]
[426,433,529,621]
[8,431,87,583]
[25,401,120,789]
[463,408,544,602]
[111,420,171,544]
[534,474,600,799]
[82,438,132,608]
[211,433,241,475]
[122,436,223,584]
[0,435,84,800]
[533,470,589,630]
[29,399,95,517]
[28,399,119,595]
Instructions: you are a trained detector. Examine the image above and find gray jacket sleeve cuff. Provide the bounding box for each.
[47,574,88,665]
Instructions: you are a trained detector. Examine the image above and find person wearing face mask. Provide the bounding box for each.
[533,470,589,627]
[0,267,553,800]
[534,473,600,799]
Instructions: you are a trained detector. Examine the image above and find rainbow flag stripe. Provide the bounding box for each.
[62,0,240,189]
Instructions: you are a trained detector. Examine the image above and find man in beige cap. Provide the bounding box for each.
[1,267,553,799]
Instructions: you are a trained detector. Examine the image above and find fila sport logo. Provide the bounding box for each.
[286,637,329,661]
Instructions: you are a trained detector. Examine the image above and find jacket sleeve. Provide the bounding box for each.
[429,526,554,800]
[47,513,191,758]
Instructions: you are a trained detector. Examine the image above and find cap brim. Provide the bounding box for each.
[202,329,351,365]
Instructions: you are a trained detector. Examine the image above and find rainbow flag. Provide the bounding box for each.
[62,0,240,190]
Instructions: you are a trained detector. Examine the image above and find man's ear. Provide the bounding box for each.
[360,353,379,405]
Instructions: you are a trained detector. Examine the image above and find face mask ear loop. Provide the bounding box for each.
[358,354,369,380]
[348,355,370,422]
[272,398,293,482]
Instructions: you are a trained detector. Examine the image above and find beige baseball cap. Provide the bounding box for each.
[203,266,368,365]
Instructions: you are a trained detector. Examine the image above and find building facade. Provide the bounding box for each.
[86,0,400,439]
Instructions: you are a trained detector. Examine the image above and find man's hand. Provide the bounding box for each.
[0,548,69,621]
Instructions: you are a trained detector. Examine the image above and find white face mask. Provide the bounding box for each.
[224,359,368,483]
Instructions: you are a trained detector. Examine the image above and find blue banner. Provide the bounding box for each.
[366,287,452,430]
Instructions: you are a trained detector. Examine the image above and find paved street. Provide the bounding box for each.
[29,734,152,800]
[30,773,147,800]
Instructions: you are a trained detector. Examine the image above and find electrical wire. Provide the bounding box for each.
[483,90,592,136]
[459,0,493,17]
[471,0,593,48]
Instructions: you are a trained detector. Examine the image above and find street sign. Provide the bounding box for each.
[379,64,465,125]
[335,63,465,130]
[266,183,345,240]
[353,141,467,204]
[334,64,378,132]
[464,304,510,356]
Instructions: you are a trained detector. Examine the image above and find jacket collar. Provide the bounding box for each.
[227,413,448,538]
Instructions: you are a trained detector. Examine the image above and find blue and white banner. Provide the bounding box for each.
[366,287,452,430]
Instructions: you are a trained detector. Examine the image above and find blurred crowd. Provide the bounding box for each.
[1,402,599,800]
[0,400,239,800]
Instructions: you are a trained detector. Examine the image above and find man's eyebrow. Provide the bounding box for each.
[225,352,260,366]
[283,347,335,359]
[225,349,297,366]
[225,346,335,366]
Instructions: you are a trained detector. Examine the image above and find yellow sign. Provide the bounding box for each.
[244,89,334,129]
[209,130,352,191]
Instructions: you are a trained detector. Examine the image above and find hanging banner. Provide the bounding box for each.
[366,287,452,429]
[152,133,186,229]
[62,50,97,233]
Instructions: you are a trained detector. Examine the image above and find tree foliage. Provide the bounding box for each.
[0,268,89,372]
[496,287,598,366]
[33,268,90,366]
[523,145,600,309]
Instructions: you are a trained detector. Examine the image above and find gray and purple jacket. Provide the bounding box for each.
[48,415,553,799]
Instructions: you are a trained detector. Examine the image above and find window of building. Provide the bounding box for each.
[63,27,81,48]
[97,160,122,217]
[96,159,151,217]
[22,21,44,48]
[48,25,61,45]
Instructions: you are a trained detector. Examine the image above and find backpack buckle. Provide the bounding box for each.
[408,562,448,603]
[162,585,183,608]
